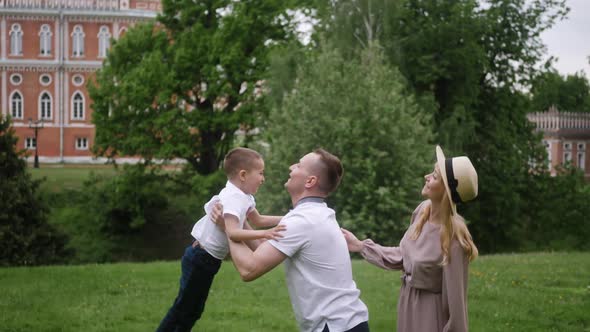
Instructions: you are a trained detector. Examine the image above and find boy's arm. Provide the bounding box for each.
[243,221,264,250]
[247,208,283,228]
[224,214,286,242]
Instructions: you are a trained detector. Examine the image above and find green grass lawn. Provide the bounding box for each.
[29,164,118,192]
[1,252,588,332]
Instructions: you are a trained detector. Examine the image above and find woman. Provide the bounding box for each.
[342,146,478,332]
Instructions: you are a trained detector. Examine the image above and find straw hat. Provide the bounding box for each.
[435,145,478,215]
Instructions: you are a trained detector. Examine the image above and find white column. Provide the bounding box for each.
[64,71,69,125]
[64,20,69,61]
[113,21,119,39]
[1,71,6,116]
[1,17,6,59]
[54,71,59,125]
[54,19,59,60]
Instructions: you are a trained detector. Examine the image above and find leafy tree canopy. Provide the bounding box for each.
[530,69,590,112]
[90,0,304,174]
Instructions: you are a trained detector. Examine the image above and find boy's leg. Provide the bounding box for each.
[156,244,221,332]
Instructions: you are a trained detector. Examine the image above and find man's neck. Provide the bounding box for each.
[291,192,326,208]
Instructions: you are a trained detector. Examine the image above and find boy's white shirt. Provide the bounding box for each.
[191,181,256,260]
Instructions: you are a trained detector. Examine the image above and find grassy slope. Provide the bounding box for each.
[1,252,589,332]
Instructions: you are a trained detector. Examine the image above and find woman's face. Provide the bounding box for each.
[421,164,446,201]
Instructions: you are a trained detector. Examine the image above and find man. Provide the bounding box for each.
[215,149,369,332]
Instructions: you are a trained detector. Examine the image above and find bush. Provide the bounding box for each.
[0,116,71,266]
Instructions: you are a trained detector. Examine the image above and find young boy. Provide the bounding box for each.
[156,147,284,332]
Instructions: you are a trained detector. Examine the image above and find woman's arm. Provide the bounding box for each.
[247,208,282,228]
[342,228,404,270]
[442,242,469,332]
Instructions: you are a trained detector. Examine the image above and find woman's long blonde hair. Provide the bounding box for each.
[410,193,478,265]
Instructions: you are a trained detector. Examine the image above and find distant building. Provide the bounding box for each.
[528,106,590,178]
[1,0,159,163]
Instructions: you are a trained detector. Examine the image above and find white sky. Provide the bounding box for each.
[540,0,590,78]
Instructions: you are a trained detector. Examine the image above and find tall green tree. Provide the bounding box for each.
[0,116,70,266]
[258,44,433,244]
[90,0,301,174]
[309,0,571,252]
[530,70,590,112]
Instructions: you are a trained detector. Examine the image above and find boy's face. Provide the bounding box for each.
[241,158,265,195]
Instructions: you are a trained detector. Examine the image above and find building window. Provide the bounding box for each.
[72,92,85,120]
[563,142,572,151]
[76,137,88,150]
[39,92,52,120]
[40,74,52,86]
[10,24,23,56]
[578,152,585,171]
[25,137,37,149]
[543,140,552,169]
[72,74,84,86]
[71,25,85,57]
[578,143,586,151]
[97,26,111,58]
[10,73,22,86]
[10,92,23,119]
[39,24,52,56]
[563,152,572,164]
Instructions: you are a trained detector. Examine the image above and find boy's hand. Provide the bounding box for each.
[263,224,287,240]
[211,202,225,230]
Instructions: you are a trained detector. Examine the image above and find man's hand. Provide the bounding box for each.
[263,224,287,240]
[211,202,225,230]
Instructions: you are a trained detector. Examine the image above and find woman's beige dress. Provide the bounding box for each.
[361,201,469,332]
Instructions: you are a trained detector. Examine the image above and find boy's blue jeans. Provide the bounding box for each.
[156,243,222,332]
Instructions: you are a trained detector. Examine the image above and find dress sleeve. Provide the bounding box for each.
[442,242,469,332]
[360,239,403,270]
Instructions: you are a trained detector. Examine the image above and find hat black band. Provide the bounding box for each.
[445,158,462,204]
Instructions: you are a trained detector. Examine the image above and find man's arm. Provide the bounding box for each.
[247,208,283,228]
[227,238,287,282]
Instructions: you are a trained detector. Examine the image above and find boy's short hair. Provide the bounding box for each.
[223,147,263,177]
[313,148,343,195]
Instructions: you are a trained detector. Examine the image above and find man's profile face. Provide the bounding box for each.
[285,152,319,195]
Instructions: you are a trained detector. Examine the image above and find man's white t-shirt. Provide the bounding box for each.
[191,181,255,260]
[268,200,369,332]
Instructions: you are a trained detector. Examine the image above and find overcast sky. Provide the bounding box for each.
[540,0,590,78]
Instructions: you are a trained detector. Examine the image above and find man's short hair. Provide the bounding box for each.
[313,148,343,195]
[223,147,262,177]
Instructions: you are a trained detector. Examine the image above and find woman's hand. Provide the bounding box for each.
[341,228,364,253]
[210,202,225,231]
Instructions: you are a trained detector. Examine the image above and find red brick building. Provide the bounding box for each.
[528,106,590,179]
[1,0,159,163]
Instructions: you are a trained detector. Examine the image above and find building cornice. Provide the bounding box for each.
[0,9,157,22]
[0,59,103,72]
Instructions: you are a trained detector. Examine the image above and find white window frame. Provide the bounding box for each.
[75,137,88,150]
[72,74,84,87]
[39,74,52,86]
[71,25,85,57]
[543,140,552,169]
[563,142,572,151]
[10,73,23,86]
[578,152,585,171]
[25,137,36,149]
[578,143,586,151]
[39,24,52,56]
[97,25,111,58]
[10,91,24,119]
[10,24,23,56]
[71,91,85,120]
[563,151,572,164]
[39,91,53,120]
